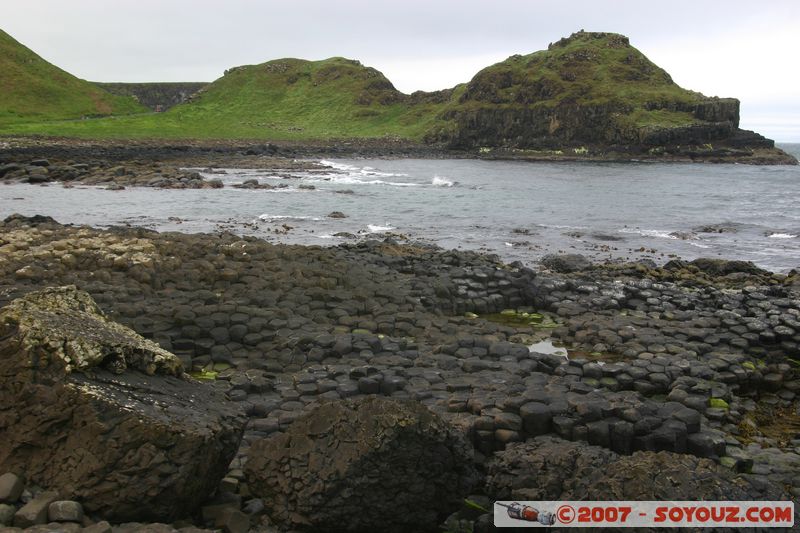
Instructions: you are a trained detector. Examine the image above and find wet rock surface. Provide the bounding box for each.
[0,287,246,523]
[0,138,449,190]
[0,214,798,530]
[244,397,477,532]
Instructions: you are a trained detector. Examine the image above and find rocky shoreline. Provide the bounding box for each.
[0,137,796,173]
[0,214,798,531]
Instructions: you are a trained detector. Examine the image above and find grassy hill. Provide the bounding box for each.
[1,56,452,140]
[459,32,698,109]
[426,31,732,148]
[0,30,753,150]
[148,57,447,139]
[0,29,145,125]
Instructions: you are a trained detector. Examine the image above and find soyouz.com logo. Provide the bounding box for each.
[493,501,795,528]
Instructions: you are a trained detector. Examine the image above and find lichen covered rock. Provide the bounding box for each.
[0,287,246,522]
[0,285,180,375]
[244,397,478,532]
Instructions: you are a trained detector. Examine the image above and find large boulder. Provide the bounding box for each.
[540,253,591,273]
[244,397,478,532]
[486,436,787,502]
[0,286,246,522]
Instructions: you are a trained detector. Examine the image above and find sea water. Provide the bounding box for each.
[1,144,798,272]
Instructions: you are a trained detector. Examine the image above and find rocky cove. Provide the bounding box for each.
[3,142,800,276]
[0,211,799,532]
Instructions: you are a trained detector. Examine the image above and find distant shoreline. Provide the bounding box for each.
[1,136,797,165]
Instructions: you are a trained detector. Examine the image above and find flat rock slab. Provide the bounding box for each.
[0,287,246,522]
[13,491,58,528]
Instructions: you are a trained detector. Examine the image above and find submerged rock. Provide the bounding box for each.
[0,286,246,522]
[244,397,478,532]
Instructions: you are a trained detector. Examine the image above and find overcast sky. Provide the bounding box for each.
[3,0,798,141]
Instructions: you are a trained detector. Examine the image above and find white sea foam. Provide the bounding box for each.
[318,160,410,179]
[618,228,678,240]
[261,188,303,194]
[768,233,797,239]
[537,223,589,230]
[432,175,455,187]
[258,214,322,221]
[367,224,394,233]
[312,175,419,187]
[689,242,711,249]
[319,160,358,172]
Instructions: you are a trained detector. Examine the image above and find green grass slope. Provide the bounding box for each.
[153,57,446,139]
[0,29,145,125]
[459,32,699,109]
[1,57,449,140]
[0,30,748,148]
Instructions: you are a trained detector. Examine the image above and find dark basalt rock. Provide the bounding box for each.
[95,82,208,112]
[0,286,246,522]
[540,253,591,273]
[664,257,769,277]
[244,396,478,532]
[2,214,58,227]
[486,436,788,502]
[0,218,799,524]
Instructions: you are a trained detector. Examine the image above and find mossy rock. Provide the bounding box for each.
[599,377,620,390]
[191,369,218,381]
[709,398,729,409]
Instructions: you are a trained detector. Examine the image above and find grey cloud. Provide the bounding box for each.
[2,0,798,139]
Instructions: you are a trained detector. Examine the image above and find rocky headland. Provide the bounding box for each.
[1,29,796,165]
[0,214,798,532]
[424,32,797,165]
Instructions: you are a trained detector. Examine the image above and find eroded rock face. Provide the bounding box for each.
[486,436,787,502]
[244,397,478,533]
[0,286,246,522]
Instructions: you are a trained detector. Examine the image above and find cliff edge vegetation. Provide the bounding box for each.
[0,29,145,124]
[0,30,794,163]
